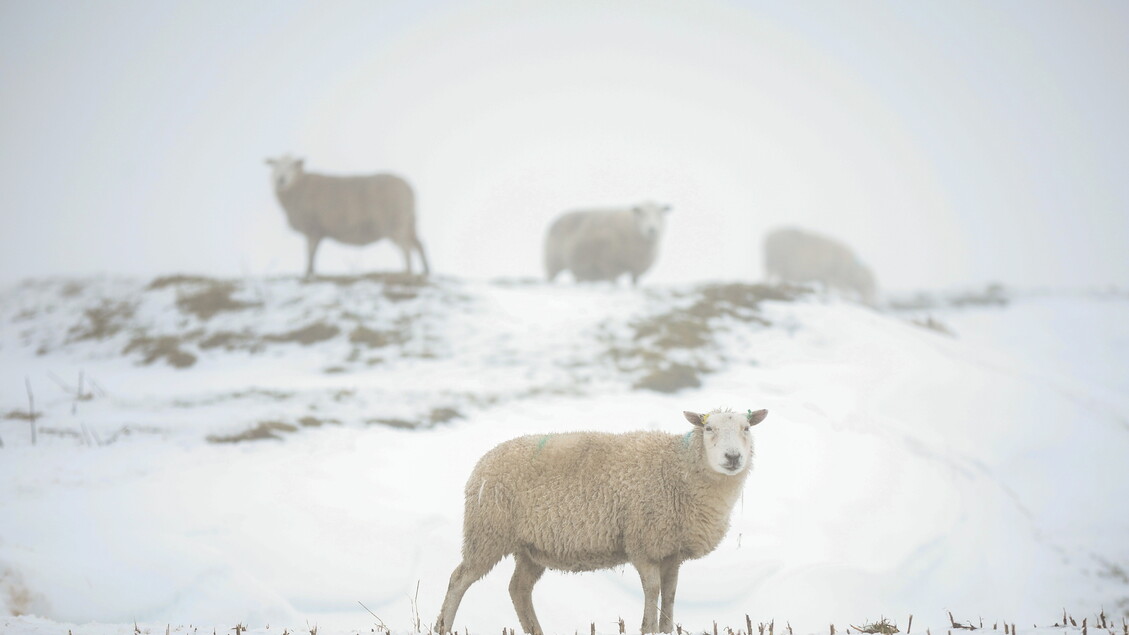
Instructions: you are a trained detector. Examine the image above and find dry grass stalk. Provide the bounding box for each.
[948,612,977,630]
[26,377,37,445]
[851,618,898,634]
[908,616,913,634]
[619,617,625,634]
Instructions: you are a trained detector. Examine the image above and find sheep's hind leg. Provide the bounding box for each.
[658,557,681,633]
[634,559,662,633]
[509,550,546,634]
[436,555,501,634]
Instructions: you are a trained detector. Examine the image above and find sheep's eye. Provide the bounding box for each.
[705,425,714,432]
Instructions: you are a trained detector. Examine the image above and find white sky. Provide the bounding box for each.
[1,0,1127,291]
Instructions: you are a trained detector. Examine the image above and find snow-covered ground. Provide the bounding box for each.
[1,275,1127,635]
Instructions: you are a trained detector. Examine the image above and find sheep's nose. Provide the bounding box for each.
[724,451,741,465]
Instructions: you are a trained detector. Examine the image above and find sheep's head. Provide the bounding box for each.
[684,408,767,475]
[631,202,671,242]
[264,155,304,191]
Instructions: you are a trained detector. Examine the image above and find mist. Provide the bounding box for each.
[1,1,1126,291]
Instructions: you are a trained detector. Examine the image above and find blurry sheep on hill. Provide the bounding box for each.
[265,155,430,277]
[544,202,671,285]
[764,227,877,305]
[436,407,768,635]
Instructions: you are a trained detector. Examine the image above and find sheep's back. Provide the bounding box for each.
[465,431,680,568]
[277,172,415,244]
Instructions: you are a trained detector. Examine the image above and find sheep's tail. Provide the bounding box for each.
[413,235,431,275]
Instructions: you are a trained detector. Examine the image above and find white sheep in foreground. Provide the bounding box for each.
[764,227,877,305]
[544,202,671,285]
[436,407,769,635]
[264,155,430,277]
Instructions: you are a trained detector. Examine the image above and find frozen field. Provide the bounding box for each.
[1,275,1127,635]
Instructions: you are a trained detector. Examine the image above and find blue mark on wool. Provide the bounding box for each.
[682,430,694,448]
[536,434,552,453]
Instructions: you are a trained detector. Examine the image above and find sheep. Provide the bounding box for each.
[264,155,430,277]
[436,407,769,635]
[544,202,671,285]
[763,227,877,305]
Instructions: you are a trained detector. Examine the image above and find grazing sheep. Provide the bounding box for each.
[764,227,877,305]
[264,155,430,277]
[436,407,769,635]
[544,202,671,285]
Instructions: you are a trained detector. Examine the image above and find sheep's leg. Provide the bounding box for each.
[658,557,681,633]
[634,559,662,634]
[305,235,322,278]
[399,241,414,275]
[436,556,500,634]
[413,236,431,276]
[509,551,546,634]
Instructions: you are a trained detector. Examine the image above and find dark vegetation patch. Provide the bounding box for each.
[175,282,261,320]
[3,409,42,421]
[298,415,340,427]
[207,420,298,443]
[67,299,136,342]
[610,282,805,392]
[148,274,221,290]
[123,335,198,368]
[198,330,260,352]
[367,406,464,429]
[263,322,340,345]
[349,325,405,348]
[910,315,954,336]
[59,281,84,298]
[307,272,431,287]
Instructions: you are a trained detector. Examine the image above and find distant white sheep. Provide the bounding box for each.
[436,407,769,635]
[764,227,877,305]
[544,202,671,285]
[264,155,429,277]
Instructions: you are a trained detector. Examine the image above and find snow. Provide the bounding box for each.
[0,276,1127,635]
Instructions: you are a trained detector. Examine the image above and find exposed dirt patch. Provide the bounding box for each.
[263,322,340,345]
[633,363,703,393]
[123,335,198,368]
[68,299,137,342]
[206,420,298,443]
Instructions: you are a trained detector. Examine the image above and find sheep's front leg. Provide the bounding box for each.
[634,559,662,633]
[658,557,681,633]
[305,235,322,278]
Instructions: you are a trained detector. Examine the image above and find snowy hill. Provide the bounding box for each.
[1,275,1127,635]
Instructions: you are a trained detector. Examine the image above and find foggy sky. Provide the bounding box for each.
[1,0,1127,291]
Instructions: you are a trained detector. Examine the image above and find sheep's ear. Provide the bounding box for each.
[684,411,705,427]
[746,409,768,426]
